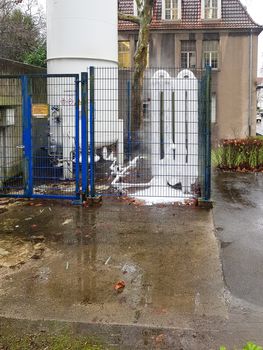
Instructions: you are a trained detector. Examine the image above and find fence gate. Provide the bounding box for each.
[0,74,80,200]
[89,67,212,203]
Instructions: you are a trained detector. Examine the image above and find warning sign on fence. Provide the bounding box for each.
[32,104,49,118]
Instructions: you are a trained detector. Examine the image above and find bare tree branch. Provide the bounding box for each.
[118,0,156,130]
[118,12,140,24]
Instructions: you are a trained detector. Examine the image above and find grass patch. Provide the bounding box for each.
[212,138,263,172]
[0,332,106,350]
[220,342,262,350]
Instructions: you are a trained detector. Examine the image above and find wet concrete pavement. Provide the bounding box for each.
[0,199,226,326]
[213,172,263,307]
[0,198,229,348]
[1,183,263,348]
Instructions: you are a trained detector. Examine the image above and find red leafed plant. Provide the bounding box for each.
[212,137,263,172]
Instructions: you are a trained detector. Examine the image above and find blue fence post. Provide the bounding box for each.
[204,66,212,201]
[89,67,95,198]
[198,79,203,196]
[74,75,80,200]
[21,75,33,198]
[81,72,88,199]
[127,80,132,161]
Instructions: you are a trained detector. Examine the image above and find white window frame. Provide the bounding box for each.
[211,93,217,123]
[181,41,196,69]
[203,40,219,69]
[201,0,222,20]
[162,0,182,20]
[118,41,131,68]
[203,51,218,68]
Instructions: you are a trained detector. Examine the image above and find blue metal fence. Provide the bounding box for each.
[0,74,81,201]
[0,68,212,204]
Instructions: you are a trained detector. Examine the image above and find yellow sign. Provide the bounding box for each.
[32,104,49,118]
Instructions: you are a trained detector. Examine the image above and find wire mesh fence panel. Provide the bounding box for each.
[0,74,80,200]
[0,69,211,203]
[29,75,80,199]
[0,77,24,197]
[89,67,211,203]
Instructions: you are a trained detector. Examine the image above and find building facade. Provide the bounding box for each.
[118,0,263,141]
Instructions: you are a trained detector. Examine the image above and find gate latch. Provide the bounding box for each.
[16,145,25,149]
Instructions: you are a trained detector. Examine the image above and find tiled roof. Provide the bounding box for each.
[118,0,263,32]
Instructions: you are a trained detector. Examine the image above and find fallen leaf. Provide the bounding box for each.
[155,334,165,344]
[114,280,126,293]
[62,218,73,226]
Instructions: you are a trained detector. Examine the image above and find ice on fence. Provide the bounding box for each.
[134,69,199,203]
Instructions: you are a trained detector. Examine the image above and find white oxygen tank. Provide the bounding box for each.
[46,0,121,178]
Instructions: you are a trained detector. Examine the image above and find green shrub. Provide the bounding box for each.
[212,138,263,171]
[220,342,262,350]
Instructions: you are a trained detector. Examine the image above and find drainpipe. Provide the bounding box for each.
[248,29,253,136]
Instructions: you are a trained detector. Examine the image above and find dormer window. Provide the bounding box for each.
[201,0,221,20]
[162,0,181,20]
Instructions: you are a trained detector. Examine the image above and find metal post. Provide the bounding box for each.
[89,67,95,198]
[248,29,253,136]
[160,91,164,160]
[21,75,32,198]
[198,79,203,193]
[172,91,175,160]
[127,80,132,161]
[185,90,189,164]
[204,66,212,201]
[81,72,88,199]
[75,75,80,199]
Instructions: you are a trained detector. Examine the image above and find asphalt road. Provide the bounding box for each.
[213,172,263,306]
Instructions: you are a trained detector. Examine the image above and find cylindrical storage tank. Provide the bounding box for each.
[47,0,118,72]
[46,0,121,179]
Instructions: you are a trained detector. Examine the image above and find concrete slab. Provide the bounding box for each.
[0,198,227,331]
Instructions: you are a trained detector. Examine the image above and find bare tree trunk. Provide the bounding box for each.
[132,0,153,131]
[119,0,154,132]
